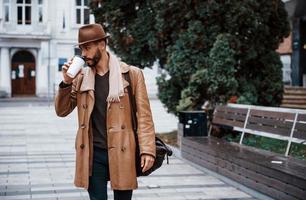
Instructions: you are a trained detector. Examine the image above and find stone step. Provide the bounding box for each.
[282,99,306,104]
[280,104,306,109]
[284,87,306,95]
[283,91,306,96]
[281,86,306,109]
[283,95,306,100]
[284,86,306,91]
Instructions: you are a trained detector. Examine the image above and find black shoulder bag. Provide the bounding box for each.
[124,72,173,176]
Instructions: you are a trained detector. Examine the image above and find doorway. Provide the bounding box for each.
[11,50,36,96]
[300,19,306,86]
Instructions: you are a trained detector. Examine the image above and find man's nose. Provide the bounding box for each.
[81,50,87,58]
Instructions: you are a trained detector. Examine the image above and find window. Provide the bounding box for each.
[38,0,43,23]
[17,0,32,25]
[75,0,90,25]
[5,6,9,22]
[17,6,23,24]
[58,58,67,71]
[4,0,10,22]
[62,13,66,29]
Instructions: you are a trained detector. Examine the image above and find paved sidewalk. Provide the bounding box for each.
[0,105,258,200]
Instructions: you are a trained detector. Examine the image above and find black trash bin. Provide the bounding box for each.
[178,111,207,137]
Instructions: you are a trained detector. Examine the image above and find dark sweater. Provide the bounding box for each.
[91,72,109,149]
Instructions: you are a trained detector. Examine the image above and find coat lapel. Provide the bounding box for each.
[120,61,130,89]
[79,67,95,92]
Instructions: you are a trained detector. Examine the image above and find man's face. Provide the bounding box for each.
[79,41,104,67]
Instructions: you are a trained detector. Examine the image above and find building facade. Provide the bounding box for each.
[0,0,94,97]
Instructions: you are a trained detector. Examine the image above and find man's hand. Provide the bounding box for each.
[62,59,81,84]
[141,154,155,173]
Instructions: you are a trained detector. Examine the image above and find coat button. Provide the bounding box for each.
[80,144,85,149]
[80,124,86,129]
[121,125,126,129]
[119,104,124,109]
[82,104,88,109]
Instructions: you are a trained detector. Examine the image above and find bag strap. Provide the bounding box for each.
[124,72,138,139]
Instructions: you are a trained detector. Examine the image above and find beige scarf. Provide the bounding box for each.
[107,53,124,102]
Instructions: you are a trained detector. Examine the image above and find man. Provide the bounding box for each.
[55,24,156,200]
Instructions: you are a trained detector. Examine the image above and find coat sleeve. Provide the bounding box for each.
[54,79,78,117]
[134,70,156,158]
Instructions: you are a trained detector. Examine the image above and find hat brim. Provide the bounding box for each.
[76,35,110,46]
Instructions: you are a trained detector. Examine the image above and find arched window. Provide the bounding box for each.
[12,50,35,63]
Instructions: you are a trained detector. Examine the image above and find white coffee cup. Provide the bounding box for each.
[66,55,85,78]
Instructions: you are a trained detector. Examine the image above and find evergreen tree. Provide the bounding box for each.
[91,0,290,114]
[177,34,238,111]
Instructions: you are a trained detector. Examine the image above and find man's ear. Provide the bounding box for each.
[99,40,106,51]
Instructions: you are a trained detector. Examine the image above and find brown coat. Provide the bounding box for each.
[54,62,156,190]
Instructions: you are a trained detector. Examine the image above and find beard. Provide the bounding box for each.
[85,49,102,68]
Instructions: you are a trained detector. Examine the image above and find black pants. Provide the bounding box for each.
[87,146,133,200]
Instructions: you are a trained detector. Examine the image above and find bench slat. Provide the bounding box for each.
[250,109,295,120]
[295,122,306,131]
[293,131,306,140]
[212,117,245,128]
[297,114,306,121]
[293,122,306,140]
[214,112,246,121]
[246,123,291,137]
[248,116,293,130]
[216,106,248,115]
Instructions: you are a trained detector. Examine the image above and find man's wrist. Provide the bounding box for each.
[141,153,155,159]
[59,81,72,88]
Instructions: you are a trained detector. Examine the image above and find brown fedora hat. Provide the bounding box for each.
[78,24,109,46]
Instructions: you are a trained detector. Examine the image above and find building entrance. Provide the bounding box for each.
[11,50,36,96]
